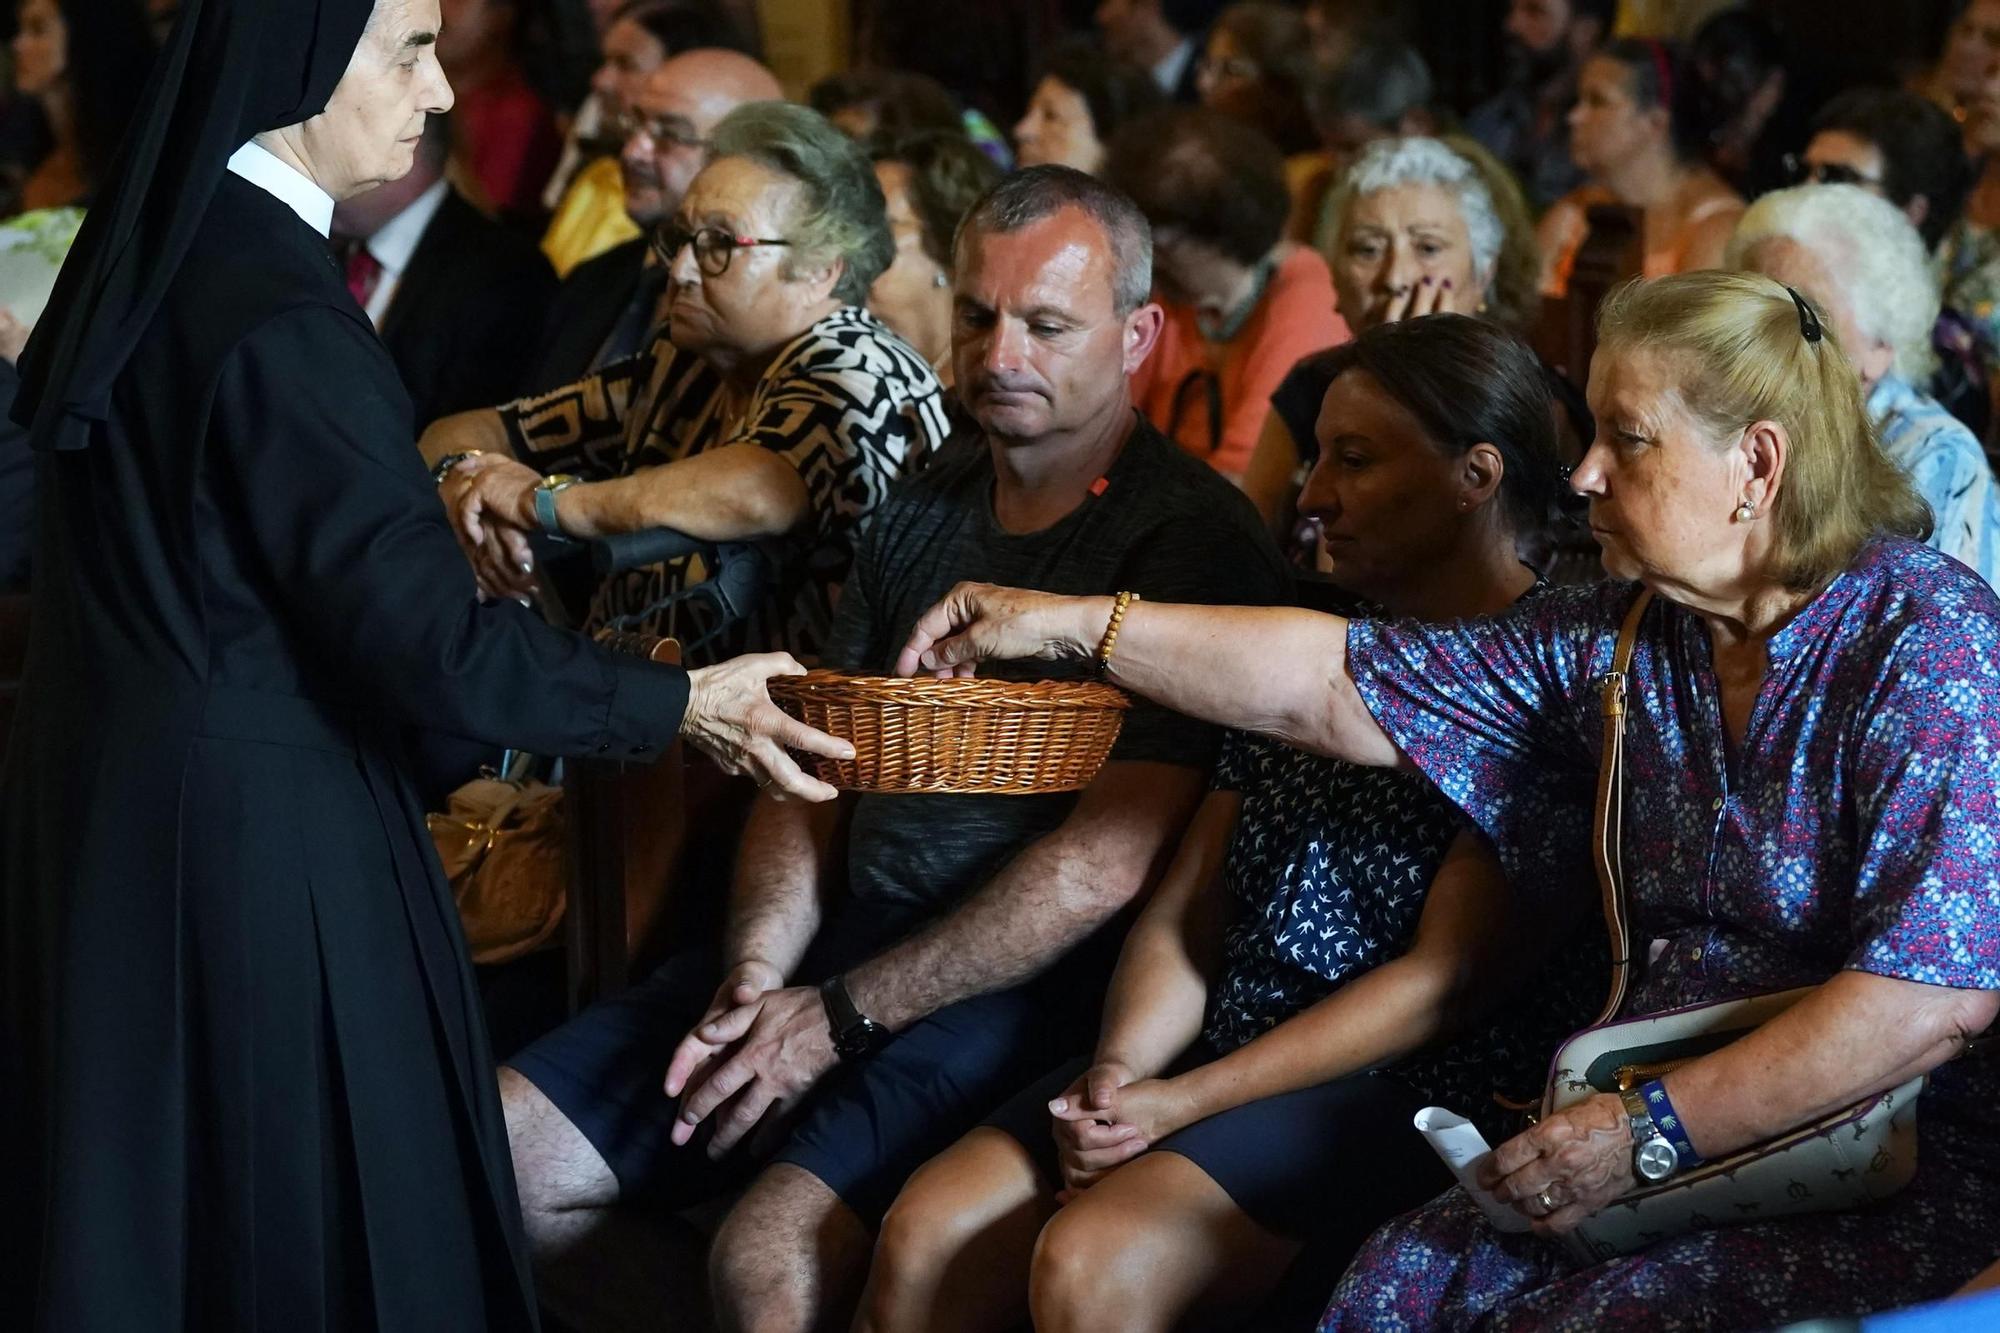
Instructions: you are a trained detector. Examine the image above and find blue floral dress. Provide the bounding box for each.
[1319,538,2000,1331]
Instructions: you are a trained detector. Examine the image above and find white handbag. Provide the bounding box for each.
[1543,590,1922,1264]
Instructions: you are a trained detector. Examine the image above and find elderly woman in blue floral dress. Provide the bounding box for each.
[890,270,2000,1329]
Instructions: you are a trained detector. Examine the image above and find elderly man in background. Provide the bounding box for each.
[498,165,1287,1333]
[1729,182,2000,588]
[331,112,555,427]
[423,102,949,666]
[540,0,755,276]
[527,45,782,388]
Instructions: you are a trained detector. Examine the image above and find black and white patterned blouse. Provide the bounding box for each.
[499,305,951,664]
[1204,589,1598,1139]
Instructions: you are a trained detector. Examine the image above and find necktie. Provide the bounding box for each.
[345,245,384,309]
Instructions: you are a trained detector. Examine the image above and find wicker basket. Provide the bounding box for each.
[768,671,1131,795]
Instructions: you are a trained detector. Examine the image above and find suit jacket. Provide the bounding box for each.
[522,234,650,394]
[376,188,557,426]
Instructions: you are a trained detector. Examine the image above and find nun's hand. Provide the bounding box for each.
[440,454,540,601]
[682,653,852,803]
[0,306,29,365]
[893,582,1099,678]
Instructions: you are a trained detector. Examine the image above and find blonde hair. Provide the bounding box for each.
[1596,270,1930,591]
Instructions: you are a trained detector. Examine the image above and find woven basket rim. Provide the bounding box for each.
[770,669,1130,711]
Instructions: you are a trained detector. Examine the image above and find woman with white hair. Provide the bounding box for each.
[1728,182,2000,587]
[1245,134,1558,528]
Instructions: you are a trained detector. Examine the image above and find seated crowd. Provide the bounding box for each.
[19,2,2000,1330]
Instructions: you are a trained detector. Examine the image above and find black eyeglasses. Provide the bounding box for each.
[651,223,792,277]
[1781,153,1882,191]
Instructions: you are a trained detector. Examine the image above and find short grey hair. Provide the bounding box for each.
[1724,183,1939,383]
[1321,137,1505,291]
[706,102,894,305]
[954,165,1153,315]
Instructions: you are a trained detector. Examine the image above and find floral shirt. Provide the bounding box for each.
[1870,372,2000,588]
[1320,536,2000,1332]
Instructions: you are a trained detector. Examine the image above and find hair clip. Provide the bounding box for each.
[1785,285,1824,344]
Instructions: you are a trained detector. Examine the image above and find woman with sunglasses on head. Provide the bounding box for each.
[421,101,951,666]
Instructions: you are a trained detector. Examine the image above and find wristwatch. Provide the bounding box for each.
[533,473,582,535]
[1620,1086,1681,1183]
[819,974,891,1060]
[431,448,483,486]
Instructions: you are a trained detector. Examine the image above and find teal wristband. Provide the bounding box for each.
[533,484,562,534]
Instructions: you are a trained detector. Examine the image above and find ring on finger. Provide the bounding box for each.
[1535,1188,1559,1213]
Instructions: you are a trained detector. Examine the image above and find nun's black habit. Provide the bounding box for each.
[0,3,687,1327]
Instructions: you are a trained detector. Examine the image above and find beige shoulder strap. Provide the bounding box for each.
[1590,588,1654,1027]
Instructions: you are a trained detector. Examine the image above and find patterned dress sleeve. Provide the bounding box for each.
[734,313,947,552]
[1343,581,1633,903]
[1844,597,2000,989]
[495,345,653,480]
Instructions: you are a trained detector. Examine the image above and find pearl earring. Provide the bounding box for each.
[932,271,949,289]
[1735,501,1755,521]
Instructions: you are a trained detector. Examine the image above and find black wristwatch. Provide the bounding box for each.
[819,974,891,1060]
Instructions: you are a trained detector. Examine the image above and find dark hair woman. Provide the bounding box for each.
[6,0,156,214]
[858,314,1589,1333]
[1537,38,1744,298]
[1105,104,1347,479]
[866,129,1002,380]
[1013,35,1161,176]
[1197,0,1317,156]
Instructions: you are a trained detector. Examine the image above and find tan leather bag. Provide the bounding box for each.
[429,775,568,965]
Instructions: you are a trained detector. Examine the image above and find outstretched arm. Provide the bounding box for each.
[895,582,1403,767]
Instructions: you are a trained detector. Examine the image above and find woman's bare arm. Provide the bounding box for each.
[895,583,1405,767]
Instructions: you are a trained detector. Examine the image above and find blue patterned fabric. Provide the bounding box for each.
[1205,728,1595,1141]
[1870,373,2000,590]
[1318,537,2000,1330]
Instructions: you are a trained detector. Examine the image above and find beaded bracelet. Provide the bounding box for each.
[1638,1078,1703,1166]
[1094,590,1140,677]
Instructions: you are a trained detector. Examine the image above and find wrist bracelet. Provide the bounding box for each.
[1638,1078,1703,1166]
[431,448,484,486]
[1094,590,1140,677]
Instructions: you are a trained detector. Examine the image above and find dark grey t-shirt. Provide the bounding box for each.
[822,414,1290,915]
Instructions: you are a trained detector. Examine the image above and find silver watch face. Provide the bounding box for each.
[1635,1136,1679,1182]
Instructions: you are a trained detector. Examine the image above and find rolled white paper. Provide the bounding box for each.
[1413,1106,1534,1234]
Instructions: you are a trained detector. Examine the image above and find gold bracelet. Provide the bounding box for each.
[1094,591,1140,676]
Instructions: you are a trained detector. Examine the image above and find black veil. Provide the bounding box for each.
[15,0,376,452]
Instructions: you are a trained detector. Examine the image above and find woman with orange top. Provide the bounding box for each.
[1537,38,1743,298]
[1106,105,1347,481]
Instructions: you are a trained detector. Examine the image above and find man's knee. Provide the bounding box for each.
[711,1165,866,1332]
[499,1065,619,1241]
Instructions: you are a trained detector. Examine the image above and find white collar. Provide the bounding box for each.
[1153,37,1194,95]
[364,178,451,275]
[225,139,336,238]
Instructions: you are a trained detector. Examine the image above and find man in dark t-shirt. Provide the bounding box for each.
[502,166,1286,1332]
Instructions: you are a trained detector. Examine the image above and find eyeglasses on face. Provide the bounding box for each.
[1781,152,1883,190]
[616,109,710,152]
[651,223,792,277]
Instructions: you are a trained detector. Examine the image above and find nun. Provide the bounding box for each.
[0,1,849,1328]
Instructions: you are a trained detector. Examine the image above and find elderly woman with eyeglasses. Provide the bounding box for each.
[421,102,951,665]
[895,271,2000,1330]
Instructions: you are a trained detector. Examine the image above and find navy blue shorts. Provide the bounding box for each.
[508,912,1113,1226]
[985,1050,1451,1250]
